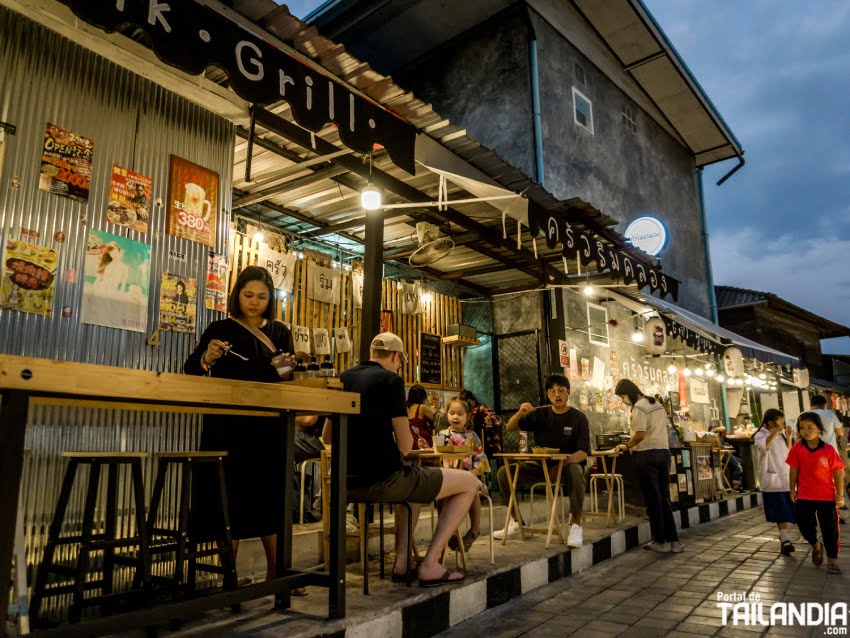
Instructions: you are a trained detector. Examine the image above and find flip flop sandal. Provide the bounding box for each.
[418,568,466,588]
[812,542,824,566]
[462,530,480,553]
[292,587,308,597]
[827,563,842,575]
[390,565,418,583]
[780,540,795,556]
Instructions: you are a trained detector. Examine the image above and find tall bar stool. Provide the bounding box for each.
[30,452,151,625]
[146,452,237,596]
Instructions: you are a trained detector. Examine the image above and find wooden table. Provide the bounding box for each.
[494,452,572,549]
[0,356,360,638]
[588,449,622,525]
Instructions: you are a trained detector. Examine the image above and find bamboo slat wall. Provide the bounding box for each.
[228,231,465,390]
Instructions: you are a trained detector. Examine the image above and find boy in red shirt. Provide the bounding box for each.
[787,411,846,574]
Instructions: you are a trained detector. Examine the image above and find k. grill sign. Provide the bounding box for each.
[60,0,416,174]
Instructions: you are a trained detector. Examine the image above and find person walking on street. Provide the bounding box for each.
[753,409,796,555]
[787,411,846,574]
[614,378,682,553]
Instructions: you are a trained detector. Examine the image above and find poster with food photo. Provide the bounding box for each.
[39,123,94,203]
[81,229,150,332]
[106,165,152,233]
[165,155,218,247]
[1,239,58,316]
[159,272,196,333]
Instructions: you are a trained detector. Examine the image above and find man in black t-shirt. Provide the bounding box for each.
[495,374,590,547]
[338,332,479,587]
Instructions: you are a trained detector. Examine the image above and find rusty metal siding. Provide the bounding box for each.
[0,5,234,369]
[0,7,235,619]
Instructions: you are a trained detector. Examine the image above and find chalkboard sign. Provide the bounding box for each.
[419,332,442,385]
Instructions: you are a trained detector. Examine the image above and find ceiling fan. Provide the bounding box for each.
[409,222,454,267]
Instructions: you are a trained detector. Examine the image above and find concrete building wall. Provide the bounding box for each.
[400,7,712,318]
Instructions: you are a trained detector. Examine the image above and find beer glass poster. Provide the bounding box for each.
[165,155,218,247]
[81,229,151,332]
[160,272,196,333]
[1,239,58,316]
[106,165,152,233]
[39,123,94,203]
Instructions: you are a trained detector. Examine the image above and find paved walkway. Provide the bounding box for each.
[436,508,850,638]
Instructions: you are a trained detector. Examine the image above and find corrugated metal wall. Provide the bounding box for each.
[0,6,235,620]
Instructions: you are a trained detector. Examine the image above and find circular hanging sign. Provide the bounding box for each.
[625,216,667,256]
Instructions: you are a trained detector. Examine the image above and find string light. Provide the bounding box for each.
[715,374,725,383]
[682,368,692,377]
[706,368,715,377]
[667,363,677,374]
[422,292,432,304]
[695,368,704,376]
[583,285,594,296]
[253,231,264,243]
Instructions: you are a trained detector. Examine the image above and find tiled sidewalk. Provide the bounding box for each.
[437,509,849,638]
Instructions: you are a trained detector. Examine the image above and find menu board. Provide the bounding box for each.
[420,332,442,385]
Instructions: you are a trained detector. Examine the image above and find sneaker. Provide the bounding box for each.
[493,520,520,540]
[670,541,684,553]
[643,541,670,553]
[567,524,583,548]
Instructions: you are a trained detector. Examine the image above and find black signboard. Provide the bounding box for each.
[59,0,416,174]
[420,332,442,385]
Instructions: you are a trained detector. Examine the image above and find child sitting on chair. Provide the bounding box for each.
[439,397,490,552]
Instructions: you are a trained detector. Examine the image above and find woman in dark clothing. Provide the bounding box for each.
[185,266,300,589]
[407,384,436,449]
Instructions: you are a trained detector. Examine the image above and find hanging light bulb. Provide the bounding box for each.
[695,367,704,376]
[715,374,725,383]
[704,363,712,369]
[758,373,767,380]
[422,292,432,304]
[583,285,594,296]
[667,363,677,374]
[631,330,644,343]
[682,368,692,377]
[706,368,715,377]
[745,377,752,386]
[360,182,382,211]
[253,231,264,243]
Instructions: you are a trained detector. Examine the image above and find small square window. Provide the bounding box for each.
[587,302,609,347]
[622,105,637,133]
[572,87,594,134]
[574,63,585,85]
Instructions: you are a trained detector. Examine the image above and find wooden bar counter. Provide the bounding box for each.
[0,355,360,637]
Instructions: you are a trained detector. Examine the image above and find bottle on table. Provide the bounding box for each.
[293,358,307,380]
[307,356,320,379]
[320,356,336,378]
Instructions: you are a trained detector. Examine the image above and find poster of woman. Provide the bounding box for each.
[81,229,150,332]
[160,273,196,333]
[1,239,58,316]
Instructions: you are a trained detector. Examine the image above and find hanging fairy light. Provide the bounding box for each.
[695,367,704,376]
[715,374,725,383]
[706,368,715,377]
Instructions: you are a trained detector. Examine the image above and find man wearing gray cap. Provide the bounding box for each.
[338,332,479,587]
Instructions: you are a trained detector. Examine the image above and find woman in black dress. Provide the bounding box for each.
[185,266,299,588]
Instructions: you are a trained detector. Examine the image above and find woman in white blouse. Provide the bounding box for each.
[753,408,796,555]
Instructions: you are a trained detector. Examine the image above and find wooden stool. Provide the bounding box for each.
[30,452,151,625]
[146,452,237,596]
[351,500,414,595]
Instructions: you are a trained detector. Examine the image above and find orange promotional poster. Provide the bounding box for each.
[106,165,152,233]
[165,155,218,247]
[39,123,94,203]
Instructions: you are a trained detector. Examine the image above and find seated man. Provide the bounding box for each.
[337,332,479,586]
[494,374,590,547]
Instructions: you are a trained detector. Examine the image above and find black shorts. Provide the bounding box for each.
[349,465,443,504]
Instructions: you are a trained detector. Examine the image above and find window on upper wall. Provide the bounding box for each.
[574,63,585,85]
[587,302,609,347]
[622,104,637,133]
[572,87,594,134]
